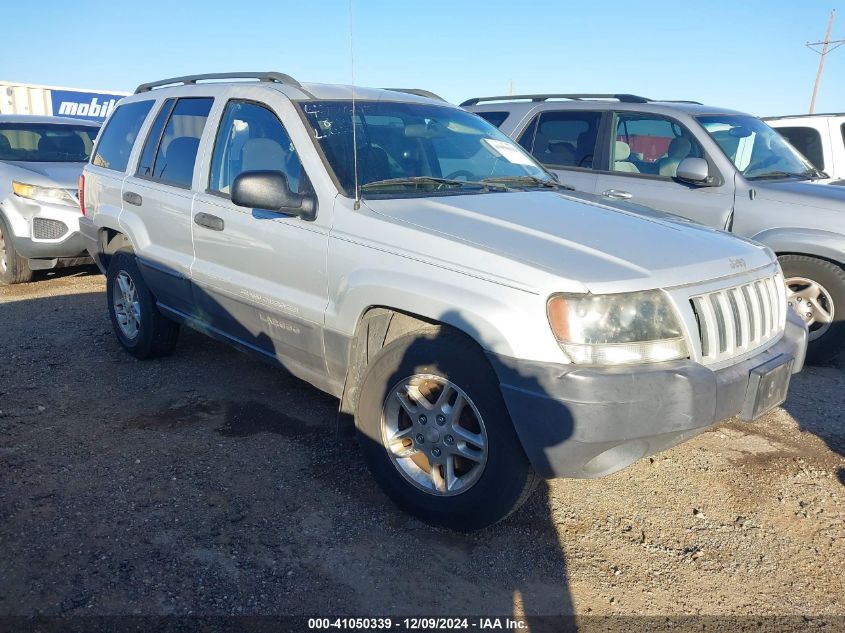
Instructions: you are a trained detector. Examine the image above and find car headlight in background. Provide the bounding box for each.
[12,181,78,207]
[547,290,688,365]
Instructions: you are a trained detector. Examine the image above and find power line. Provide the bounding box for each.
[807,9,845,113]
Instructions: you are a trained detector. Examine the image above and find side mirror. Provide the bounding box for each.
[676,157,711,184]
[231,171,316,220]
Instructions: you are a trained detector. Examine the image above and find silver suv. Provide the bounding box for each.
[464,94,845,363]
[0,115,100,283]
[80,74,806,530]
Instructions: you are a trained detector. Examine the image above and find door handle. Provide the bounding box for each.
[122,191,142,206]
[194,212,224,231]
[602,189,633,200]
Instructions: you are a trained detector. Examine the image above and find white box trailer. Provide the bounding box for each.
[0,81,130,122]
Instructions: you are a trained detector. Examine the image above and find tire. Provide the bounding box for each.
[0,215,33,284]
[355,327,538,531]
[106,251,179,359]
[779,254,845,364]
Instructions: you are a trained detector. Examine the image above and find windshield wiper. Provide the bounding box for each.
[481,175,573,190]
[746,170,817,181]
[360,176,509,193]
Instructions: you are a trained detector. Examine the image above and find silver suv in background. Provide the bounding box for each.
[0,115,100,283]
[464,94,845,363]
[765,113,845,182]
[80,74,806,530]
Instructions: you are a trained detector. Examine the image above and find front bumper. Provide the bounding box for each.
[487,309,808,479]
[1,195,88,262]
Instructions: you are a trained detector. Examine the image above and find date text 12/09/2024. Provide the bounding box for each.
[308,617,528,630]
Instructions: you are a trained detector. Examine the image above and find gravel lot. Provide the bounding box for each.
[1,268,844,625]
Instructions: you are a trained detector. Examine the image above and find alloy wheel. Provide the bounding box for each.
[381,374,488,496]
[113,271,141,339]
[786,276,834,341]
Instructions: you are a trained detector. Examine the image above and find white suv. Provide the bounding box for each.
[765,113,845,182]
[79,73,807,530]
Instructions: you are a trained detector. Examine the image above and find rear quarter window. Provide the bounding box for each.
[92,100,154,172]
[473,111,509,128]
[775,125,825,170]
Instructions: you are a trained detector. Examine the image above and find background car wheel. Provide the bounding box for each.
[106,251,179,359]
[0,215,33,285]
[355,327,538,531]
[779,254,845,364]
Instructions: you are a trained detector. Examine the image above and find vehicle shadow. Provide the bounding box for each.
[0,284,577,627]
[33,263,101,282]
[345,311,576,628]
[781,353,845,461]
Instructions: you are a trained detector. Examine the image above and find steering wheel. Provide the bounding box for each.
[577,154,593,168]
[444,170,476,181]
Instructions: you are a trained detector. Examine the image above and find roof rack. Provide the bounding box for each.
[384,88,447,102]
[656,99,703,105]
[460,93,650,106]
[134,72,306,94]
[763,112,845,120]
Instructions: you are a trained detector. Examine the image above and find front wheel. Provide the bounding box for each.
[779,254,845,364]
[355,328,537,531]
[0,215,33,285]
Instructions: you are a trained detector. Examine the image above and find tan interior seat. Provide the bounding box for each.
[241,137,286,172]
[613,140,640,173]
[657,137,693,177]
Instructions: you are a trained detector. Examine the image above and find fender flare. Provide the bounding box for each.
[749,227,845,266]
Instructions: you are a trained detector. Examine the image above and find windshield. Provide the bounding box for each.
[697,114,818,181]
[299,101,555,196]
[0,123,99,163]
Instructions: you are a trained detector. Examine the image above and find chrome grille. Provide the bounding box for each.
[690,274,786,365]
[32,218,68,240]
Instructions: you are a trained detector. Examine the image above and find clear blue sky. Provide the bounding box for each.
[2,0,843,116]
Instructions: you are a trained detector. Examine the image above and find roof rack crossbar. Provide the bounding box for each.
[460,93,650,106]
[134,72,304,94]
[384,88,447,102]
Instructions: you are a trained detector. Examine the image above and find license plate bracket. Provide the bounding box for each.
[740,354,794,421]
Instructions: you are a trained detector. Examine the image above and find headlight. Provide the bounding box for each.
[12,181,77,207]
[547,290,688,365]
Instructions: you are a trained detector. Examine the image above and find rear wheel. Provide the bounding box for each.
[106,251,179,359]
[779,254,845,364]
[0,215,33,284]
[355,327,537,531]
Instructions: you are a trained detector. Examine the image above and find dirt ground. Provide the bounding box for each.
[1,267,844,625]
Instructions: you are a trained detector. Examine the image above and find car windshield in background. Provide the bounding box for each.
[0,123,98,163]
[299,101,555,197]
[697,115,819,181]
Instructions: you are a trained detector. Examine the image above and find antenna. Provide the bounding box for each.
[348,0,360,208]
[807,9,845,113]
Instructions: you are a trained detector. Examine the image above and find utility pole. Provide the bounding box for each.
[807,9,845,113]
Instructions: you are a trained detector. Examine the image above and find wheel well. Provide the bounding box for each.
[776,252,845,270]
[99,229,133,270]
[337,307,482,424]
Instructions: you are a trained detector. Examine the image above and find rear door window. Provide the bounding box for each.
[776,126,825,170]
[92,101,154,171]
[517,110,602,169]
[137,99,176,177]
[142,97,213,188]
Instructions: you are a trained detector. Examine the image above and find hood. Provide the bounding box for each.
[755,178,845,211]
[362,190,775,294]
[3,161,86,188]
